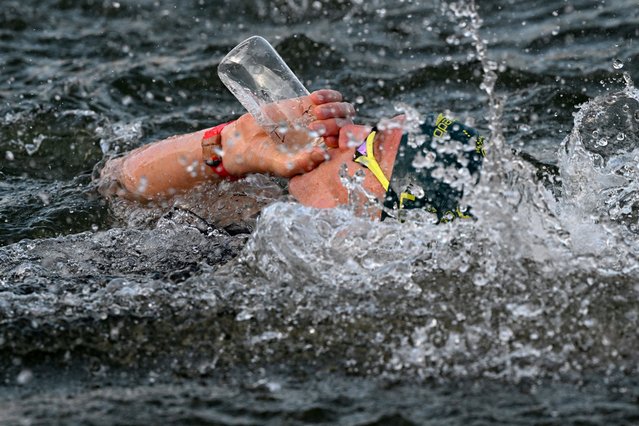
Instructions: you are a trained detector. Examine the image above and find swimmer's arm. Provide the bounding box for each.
[98,122,324,201]
[98,129,214,200]
[98,89,355,200]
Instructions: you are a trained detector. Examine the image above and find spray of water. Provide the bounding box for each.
[223,0,639,381]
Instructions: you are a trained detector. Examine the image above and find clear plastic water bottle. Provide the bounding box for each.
[217,36,323,149]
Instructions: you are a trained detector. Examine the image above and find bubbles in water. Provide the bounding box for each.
[612,59,624,70]
[5,150,14,161]
[597,138,608,147]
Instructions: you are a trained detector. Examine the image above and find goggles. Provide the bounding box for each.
[353,128,417,220]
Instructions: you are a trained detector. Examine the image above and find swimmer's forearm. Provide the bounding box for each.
[109,129,219,200]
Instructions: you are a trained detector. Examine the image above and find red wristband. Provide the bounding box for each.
[201,120,238,180]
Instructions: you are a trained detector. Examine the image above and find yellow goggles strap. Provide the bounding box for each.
[353,130,390,191]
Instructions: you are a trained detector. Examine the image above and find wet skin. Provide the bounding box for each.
[289,122,403,211]
[98,89,403,218]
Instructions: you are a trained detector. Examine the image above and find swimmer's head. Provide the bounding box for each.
[290,115,485,222]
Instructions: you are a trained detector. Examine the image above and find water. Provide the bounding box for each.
[2,0,639,424]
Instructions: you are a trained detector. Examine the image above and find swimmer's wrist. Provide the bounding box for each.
[201,120,239,180]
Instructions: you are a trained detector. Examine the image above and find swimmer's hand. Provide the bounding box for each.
[220,89,355,177]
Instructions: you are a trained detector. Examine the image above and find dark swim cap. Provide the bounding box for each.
[382,113,485,222]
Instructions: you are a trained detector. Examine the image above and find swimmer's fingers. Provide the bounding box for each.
[269,146,327,178]
[309,89,343,105]
[309,118,353,148]
[263,92,328,121]
[311,102,356,120]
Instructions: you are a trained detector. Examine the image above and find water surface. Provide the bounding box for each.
[1,0,639,424]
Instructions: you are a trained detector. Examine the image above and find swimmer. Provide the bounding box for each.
[99,89,485,222]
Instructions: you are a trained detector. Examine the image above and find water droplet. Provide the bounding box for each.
[612,59,623,70]
[473,274,488,287]
[25,134,46,155]
[354,95,364,104]
[5,151,14,161]
[16,369,33,385]
[137,176,148,193]
[277,123,289,134]
[597,138,608,147]
[37,192,51,206]
[499,326,514,342]
[446,35,459,45]
[617,133,625,141]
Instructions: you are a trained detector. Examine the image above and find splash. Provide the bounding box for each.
[225,1,639,381]
[556,80,639,260]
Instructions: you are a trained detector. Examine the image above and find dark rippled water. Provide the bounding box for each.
[2,0,639,424]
